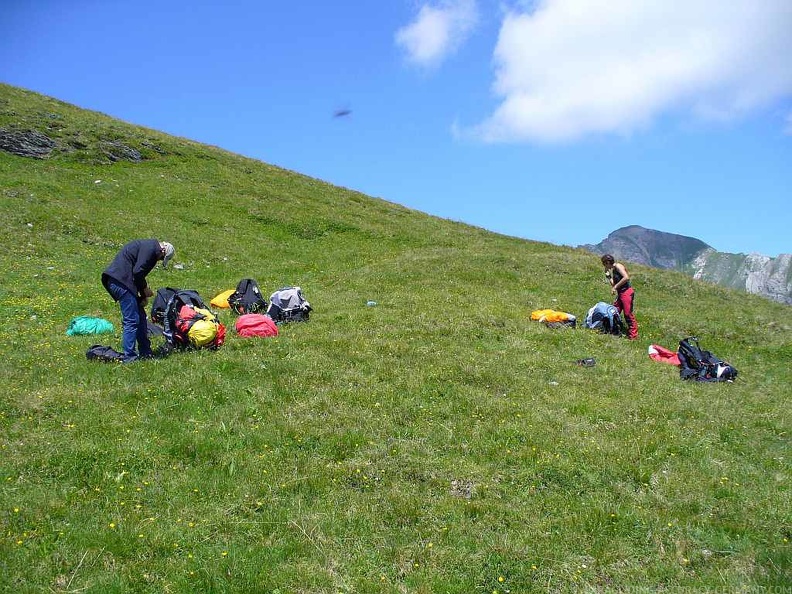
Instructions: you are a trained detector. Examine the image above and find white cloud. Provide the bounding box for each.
[469,0,792,143]
[396,0,479,68]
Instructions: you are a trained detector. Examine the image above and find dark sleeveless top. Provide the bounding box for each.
[611,266,631,293]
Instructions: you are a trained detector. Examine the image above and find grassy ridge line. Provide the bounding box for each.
[1,84,790,592]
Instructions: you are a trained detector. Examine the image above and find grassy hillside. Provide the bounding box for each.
[1,83,790,593]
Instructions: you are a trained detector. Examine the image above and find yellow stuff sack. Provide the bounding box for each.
[188,318,218,347]
[210,289,235,309]
[531,309,573,323]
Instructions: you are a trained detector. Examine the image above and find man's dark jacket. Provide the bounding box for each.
[102,239,161,301]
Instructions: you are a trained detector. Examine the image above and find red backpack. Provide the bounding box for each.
[235,313,278,338]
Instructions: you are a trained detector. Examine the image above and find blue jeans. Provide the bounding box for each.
[107,280,152,362]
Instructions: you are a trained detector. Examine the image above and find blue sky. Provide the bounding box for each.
[2,0,791,256]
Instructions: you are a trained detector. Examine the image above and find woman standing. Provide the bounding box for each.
[601,254,638,340]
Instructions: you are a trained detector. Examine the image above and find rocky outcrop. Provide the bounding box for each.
[691,250,792,305]
[99,140,142,162]
[0,128,56,158]
[583,226,791,305]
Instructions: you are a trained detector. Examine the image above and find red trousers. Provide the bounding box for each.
[614,287,638,339]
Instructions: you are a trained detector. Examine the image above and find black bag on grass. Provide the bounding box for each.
[677,337,738,382]
[86,344,124,362]
[228,278,268,315]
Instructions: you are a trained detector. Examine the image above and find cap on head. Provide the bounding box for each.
[160,242,175,269]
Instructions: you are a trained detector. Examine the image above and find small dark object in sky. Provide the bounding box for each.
[333,109,352,118]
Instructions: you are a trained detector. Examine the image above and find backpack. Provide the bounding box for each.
[162,289,226,349]
[86,344,124,362]
[267,286,312,323]
[228,278,268,315]
[235,313,279,338]
[584,302,624,335]
[150,287,180,325]
[677,337,738,382]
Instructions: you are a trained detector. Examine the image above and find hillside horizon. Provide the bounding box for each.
[6,83,788,262]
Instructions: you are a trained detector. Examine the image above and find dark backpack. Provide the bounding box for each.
[162,289,225,349]
[150,287,180,325]
[228,278,268,315]
[677,337,738,382]
[86,344,124,362]
[267,286,312,323]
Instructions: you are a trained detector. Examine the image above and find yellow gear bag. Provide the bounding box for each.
[530,309,574,323]
[185,307,218,347]
[210,289,235,309]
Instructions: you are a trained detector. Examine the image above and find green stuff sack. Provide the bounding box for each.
[66,316,115,336]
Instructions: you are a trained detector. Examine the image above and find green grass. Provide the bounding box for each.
[1,83,790,593]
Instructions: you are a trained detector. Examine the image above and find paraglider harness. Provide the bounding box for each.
[677,337,737,382]
[228,278,268,315]
[152,289,225,350]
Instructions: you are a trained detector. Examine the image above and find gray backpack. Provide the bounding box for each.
[266,287,312,323]
[584,302,623,335]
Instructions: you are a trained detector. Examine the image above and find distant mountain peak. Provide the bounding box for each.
[581,226,791,305]
[580,226,711,269]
